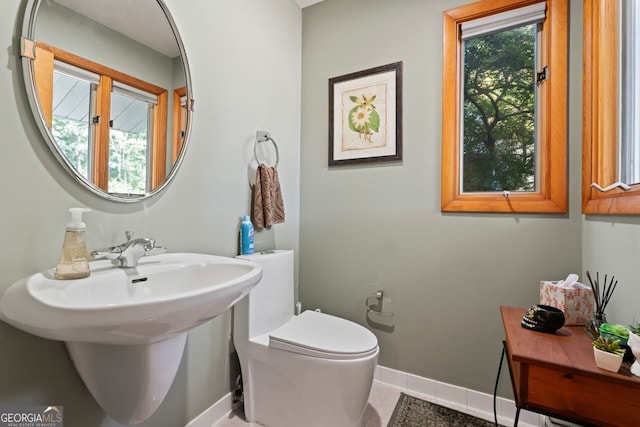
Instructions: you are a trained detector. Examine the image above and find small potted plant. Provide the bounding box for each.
[593,336,624,372]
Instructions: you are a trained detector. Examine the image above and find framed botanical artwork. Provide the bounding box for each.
[328,61,402,166]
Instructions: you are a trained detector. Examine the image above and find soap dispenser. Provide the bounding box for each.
[54,208,91,280]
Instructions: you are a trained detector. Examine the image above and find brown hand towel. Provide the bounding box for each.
[252,164,285,229]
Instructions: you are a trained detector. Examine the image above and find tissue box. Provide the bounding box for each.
[539,281,595,326]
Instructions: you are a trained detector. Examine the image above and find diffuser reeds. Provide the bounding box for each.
[586,271,618,315]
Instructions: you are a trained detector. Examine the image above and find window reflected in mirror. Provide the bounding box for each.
[109,85,155,195]
[51,65,96,180]
[32,42,169,194]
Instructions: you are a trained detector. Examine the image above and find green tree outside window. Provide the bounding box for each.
[462,24,536,193]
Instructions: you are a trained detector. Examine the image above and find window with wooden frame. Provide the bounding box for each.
[32,42,168,195]
[442,0,567,213]
[583,0,640,214]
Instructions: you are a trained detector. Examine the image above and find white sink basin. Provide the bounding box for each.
[0,252,263,424]
[0,253,262,345]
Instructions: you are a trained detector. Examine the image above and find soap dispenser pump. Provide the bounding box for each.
[54,208,91,280]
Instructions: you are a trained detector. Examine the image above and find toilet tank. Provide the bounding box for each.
[236,250,294,339]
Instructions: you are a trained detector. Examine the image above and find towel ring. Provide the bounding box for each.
[254,131,280,168]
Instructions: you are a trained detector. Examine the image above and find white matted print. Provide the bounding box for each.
[329,62,402,166]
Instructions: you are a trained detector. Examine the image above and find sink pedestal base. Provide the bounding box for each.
[66,333,187,424]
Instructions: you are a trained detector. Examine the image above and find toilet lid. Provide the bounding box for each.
[269,310,378,360]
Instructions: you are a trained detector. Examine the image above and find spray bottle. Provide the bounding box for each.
[240,215,255,255]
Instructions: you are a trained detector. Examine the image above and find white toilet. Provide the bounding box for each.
[234,250,379,427]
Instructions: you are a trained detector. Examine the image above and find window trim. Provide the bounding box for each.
[442,0,567,213]
[172,86,187,164]
[582,0,640,214]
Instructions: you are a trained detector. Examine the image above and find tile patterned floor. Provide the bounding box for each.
[212,380,403,427]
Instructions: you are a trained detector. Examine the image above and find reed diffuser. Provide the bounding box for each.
[584,271,618,340]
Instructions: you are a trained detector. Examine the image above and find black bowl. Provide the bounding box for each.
[521,304,565,334]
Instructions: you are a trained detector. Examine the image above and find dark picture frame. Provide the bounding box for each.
[328,61,402,166]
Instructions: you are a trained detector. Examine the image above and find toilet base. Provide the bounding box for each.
[239,341,378,427]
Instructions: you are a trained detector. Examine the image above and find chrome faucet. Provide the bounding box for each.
[91,231,167,268]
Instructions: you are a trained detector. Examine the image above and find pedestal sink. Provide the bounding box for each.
[0,253,262,424]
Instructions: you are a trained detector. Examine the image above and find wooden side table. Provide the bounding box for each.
[500,306,640,426]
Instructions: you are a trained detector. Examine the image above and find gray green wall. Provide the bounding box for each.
[583,219,640,326]
[299,0,584,395]
[0,1,300,426]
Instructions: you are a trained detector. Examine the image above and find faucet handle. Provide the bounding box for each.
[146,244,167,256]
[125,231,134,241]
[140,238,167,256]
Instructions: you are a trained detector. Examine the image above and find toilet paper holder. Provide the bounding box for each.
[365,290,393,317]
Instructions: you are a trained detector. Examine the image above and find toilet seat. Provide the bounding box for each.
[268,310,378,360]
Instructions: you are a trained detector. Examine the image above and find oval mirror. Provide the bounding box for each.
[21,0,193,202]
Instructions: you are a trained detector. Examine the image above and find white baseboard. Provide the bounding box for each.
[187,365,546,427]
[185,392,234,427]
[375,365,543,427]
